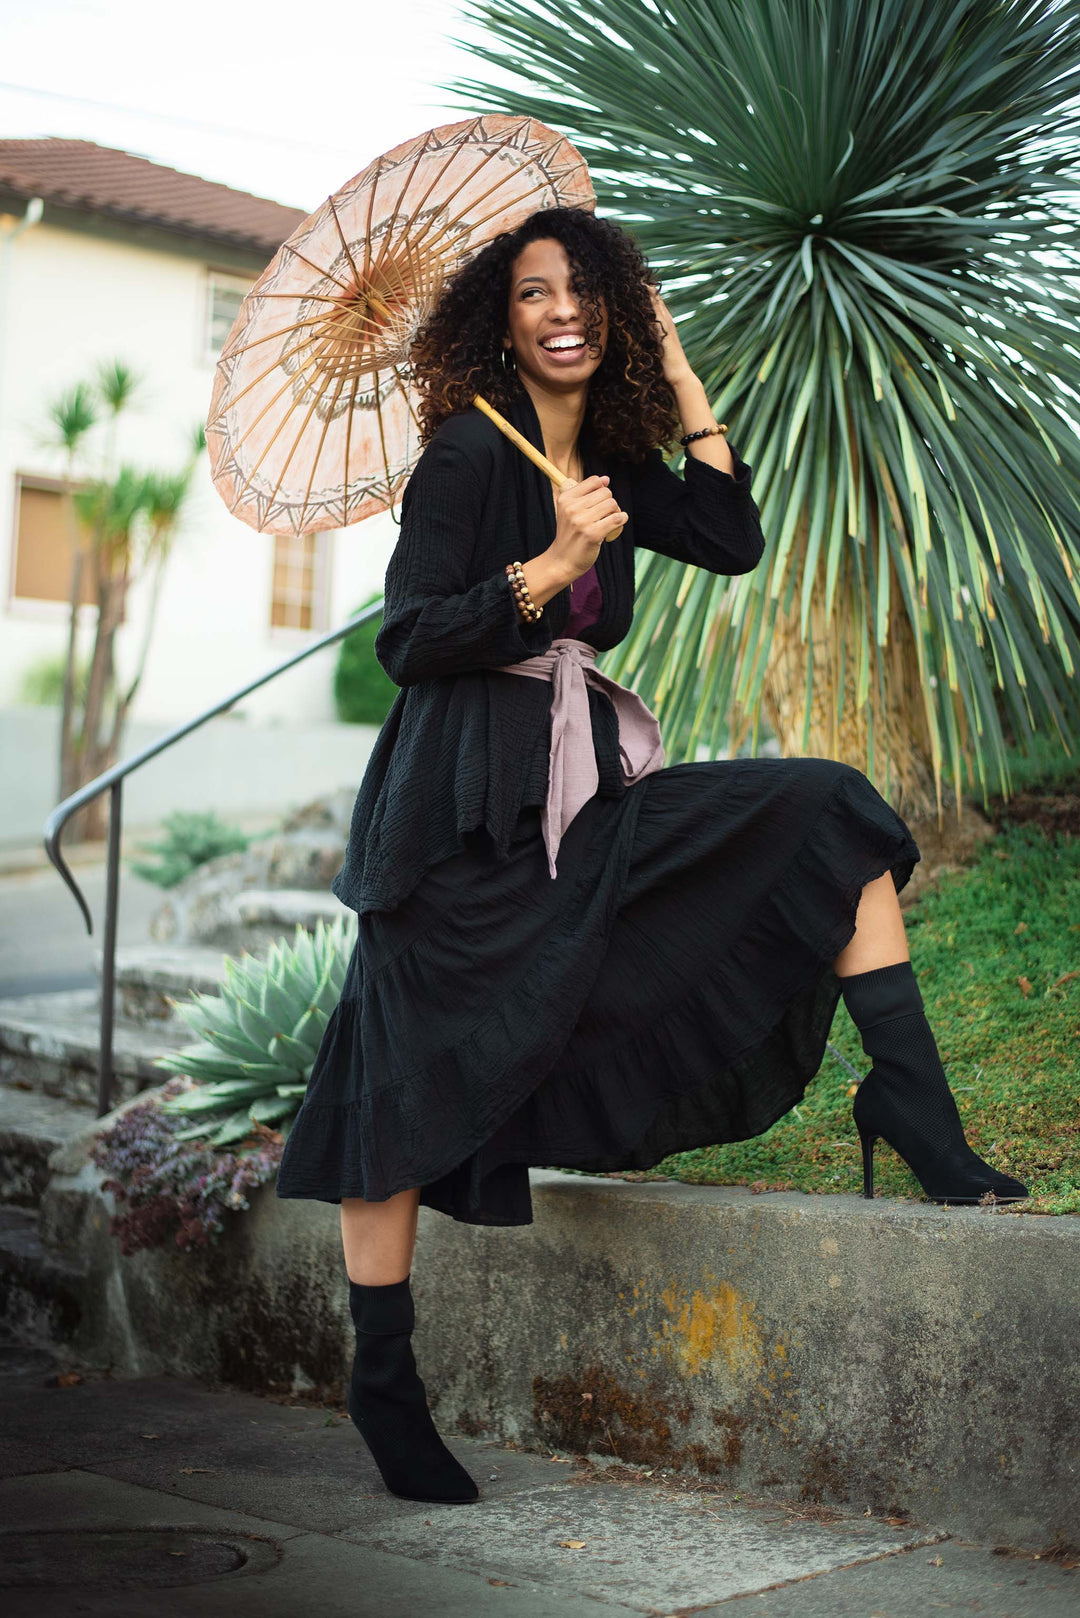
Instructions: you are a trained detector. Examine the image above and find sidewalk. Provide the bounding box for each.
[0,859,162,999]
[0,1350,1075,1617]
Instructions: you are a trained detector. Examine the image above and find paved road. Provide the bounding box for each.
[0,1353,1075,1616]
[0,863,162,999]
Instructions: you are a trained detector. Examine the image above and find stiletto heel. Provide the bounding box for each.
[851,1066,1028,1205]
[842,962,1029,1206]
[347,1277,479,1505]
[859,1128,876,1199]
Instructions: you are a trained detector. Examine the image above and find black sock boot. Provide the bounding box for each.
[346,1276,479,1504]
[841,961,1028,1204]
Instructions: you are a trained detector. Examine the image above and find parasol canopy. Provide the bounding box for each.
[207,115,595,537]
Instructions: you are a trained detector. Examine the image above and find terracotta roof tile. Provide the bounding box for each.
[0,138,308,255]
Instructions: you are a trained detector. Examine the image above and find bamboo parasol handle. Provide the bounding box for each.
[472,394,624,542]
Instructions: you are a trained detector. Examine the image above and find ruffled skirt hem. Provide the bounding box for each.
[275,758,919,1225]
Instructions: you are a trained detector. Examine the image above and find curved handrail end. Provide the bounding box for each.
[43,806,94,936]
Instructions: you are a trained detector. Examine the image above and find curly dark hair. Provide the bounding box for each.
[411,208,679,462]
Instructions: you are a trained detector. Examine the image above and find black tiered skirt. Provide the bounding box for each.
[276,757,919,1225]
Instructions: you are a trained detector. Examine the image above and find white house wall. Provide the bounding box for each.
[0,217,397,728]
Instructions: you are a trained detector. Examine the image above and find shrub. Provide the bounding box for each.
[129,810,250,889]
[18,653,88,707]
[333,594,397,724]
[91,1085,283,1255]
[158,917,354,1145]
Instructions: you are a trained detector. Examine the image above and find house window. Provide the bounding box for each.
[270,532,329,631]
[206,271,251,359]
[10,475,95,606]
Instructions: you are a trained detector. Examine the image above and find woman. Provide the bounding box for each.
[277,207,1027,1506]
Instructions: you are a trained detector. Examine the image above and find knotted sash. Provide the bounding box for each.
[499,637,665,878]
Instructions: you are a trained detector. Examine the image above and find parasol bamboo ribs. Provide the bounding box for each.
[210,117,596,536]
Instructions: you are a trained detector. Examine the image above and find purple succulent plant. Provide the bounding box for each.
[91,1084,283,1255]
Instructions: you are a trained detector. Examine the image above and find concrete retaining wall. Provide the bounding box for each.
[44,1119,1080,1552]
[416,1173,1080,1551]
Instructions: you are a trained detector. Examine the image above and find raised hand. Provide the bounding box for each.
[552,474,629,581]
[648,283,694,387]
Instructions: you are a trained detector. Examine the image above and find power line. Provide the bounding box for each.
[0,79,359,157]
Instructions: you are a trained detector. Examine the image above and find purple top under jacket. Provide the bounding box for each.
[563,562,603,643]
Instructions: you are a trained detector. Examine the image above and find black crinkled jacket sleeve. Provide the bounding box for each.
[629,444,765,574]
[374,437,555,687]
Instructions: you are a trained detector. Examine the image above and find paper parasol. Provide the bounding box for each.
[207,115,595,537]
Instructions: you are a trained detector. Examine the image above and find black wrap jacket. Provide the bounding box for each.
[332,388,766,915]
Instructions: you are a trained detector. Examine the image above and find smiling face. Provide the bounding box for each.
[504,237,608,393]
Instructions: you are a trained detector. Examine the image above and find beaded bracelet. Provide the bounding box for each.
[679,423,729,448]
[506,560,543,622]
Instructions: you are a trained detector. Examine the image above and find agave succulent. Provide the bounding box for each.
[158,917,355,1147]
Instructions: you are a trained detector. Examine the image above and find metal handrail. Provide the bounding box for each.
[43,601,384,1118]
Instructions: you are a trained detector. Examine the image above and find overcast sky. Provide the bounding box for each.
[0,0,503,211]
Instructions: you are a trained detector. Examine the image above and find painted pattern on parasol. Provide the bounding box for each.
[207,115,595,537]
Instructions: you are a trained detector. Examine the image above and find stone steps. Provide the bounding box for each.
[110,944,228,1024]
[221,888,351,954]
[0,1086,91,1207]
[151,875,351,956]
[0,800,355,1372]
[148,834,348,948]
[0,1205,86,1348]
[0,990,189,1108]
[0,883,350,1147]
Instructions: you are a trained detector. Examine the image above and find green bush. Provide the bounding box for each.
[129,811,250,889]
[18,653,87,707]
[333,594,397,724]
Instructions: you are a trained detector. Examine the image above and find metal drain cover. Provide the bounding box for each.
[0,1528,278,1589]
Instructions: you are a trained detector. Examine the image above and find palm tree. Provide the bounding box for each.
[72,464,152,835]
[96,359,140,473]
[39,365,204,840]
[62,427,202,840]
[112,424,206,745]
[455,0,1080,815]
[43,381,98,799]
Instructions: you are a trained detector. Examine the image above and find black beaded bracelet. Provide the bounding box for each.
[679,423,728,448]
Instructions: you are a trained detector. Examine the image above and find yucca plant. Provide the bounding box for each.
[158,918,355,1146]
[455,0,1080,815]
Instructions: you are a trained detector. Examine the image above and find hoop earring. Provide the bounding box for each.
[501,345,517,373]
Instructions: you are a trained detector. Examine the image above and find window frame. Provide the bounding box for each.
[204,268,253,365]
[268,529,333,637]
[7,470,96,621]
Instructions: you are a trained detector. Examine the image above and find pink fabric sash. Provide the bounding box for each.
[498,637,665,878]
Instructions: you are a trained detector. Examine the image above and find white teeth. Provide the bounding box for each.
[543,336,585,351]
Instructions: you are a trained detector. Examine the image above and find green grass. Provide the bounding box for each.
[981,734,1080,799]
[642,824,1080,1214]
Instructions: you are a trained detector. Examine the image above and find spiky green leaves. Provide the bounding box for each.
[158,918,354,1148]
[454,0,1080,804]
